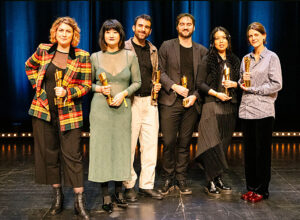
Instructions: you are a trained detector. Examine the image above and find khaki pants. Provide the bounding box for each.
[123,96,159,189]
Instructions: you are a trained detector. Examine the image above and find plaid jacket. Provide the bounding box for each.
[25,43,92,131]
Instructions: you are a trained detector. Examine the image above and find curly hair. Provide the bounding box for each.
[49,16,80,47]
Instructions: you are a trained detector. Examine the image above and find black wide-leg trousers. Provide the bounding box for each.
[32,116,83,187]
[159,98,199,181]
[241,117,274,196]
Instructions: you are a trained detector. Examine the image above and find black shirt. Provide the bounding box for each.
[180,45,194,95]
[44,62,65,117]
[132,39,153,96]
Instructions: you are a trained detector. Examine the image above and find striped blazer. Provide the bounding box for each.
[25,43,92,131]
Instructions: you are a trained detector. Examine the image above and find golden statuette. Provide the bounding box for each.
[181,75,189,107]
[54,69,63,106]
[99,72,114,105]
[151,70,161,106]
[244,56,251,87]
[224,65,230,96]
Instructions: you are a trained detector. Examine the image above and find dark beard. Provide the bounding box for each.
[178,30,193,38]
[134,32,149,41]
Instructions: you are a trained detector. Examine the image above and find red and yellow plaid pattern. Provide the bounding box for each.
[25,43,92,131]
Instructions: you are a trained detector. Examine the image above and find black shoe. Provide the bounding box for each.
[205,181,221,197]
[263,192,269,199]
[124,188,137,202]
[102,195,113,214]
[158,179,174,195]
[74,192,89,219]
[114,192,128,208]
[176,180,192,195]
[214,176,232,194]
[49,187,64,215]
[139,188,163,200]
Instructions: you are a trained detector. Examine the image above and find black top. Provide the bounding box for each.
[180,45,194,95]
[132,39,153,96]
[197,50,240,104]
[44,63,65,115]
[44,51,67,117]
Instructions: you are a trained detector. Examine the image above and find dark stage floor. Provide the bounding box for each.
[1,138,300,220]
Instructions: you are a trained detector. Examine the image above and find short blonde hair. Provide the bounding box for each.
[49,17,80,47]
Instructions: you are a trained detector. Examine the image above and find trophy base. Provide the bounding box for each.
[183,99,189,107]
[54,98,64,106]
[151,93,158,106]
[106,96,114,106]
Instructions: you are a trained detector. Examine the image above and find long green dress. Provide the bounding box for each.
[88,49,141,182]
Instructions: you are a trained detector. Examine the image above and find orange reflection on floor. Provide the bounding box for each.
[0,140,299,163]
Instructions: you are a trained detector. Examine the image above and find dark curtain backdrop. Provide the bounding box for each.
[0,0,299,132]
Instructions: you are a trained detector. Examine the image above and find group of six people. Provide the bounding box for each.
[25,13,282,219]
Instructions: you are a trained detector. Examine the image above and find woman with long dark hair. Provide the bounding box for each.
[195,26,240,196]
[25,17,91,219]
[88,19,141,213]
[239,22,282,203]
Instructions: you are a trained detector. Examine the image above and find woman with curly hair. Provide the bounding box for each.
[195,26,240,196]
[25,17,91,219]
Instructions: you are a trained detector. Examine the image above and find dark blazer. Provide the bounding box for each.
[158,38,208,113]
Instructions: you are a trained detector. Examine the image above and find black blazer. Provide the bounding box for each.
[158,38,208,113]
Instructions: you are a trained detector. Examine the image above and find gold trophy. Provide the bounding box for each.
[54,69,63,106]
[151,70,161,106]
[181,75,189,107]
[244,57,251,87]
[99,72,113,105]
[224,65,230,96]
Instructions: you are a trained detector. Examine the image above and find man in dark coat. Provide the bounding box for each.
[158,13,208,195]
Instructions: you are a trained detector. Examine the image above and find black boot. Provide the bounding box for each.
[158,179,174,195]
[214,176,232,194]
[205,181,221,197]
[114,192,128,208]
[176,180,192,195]
[49,187,64,215]
[102,195,113,214]
[74,192,89,219]
[124,188,137,202]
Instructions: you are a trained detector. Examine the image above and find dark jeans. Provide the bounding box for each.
[241,117,274,196]
[32,116,83,187]
[159,98,199,181]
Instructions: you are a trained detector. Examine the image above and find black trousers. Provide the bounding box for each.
[159,98,199,181]
[32,116,83,187]
[241,117,274,196]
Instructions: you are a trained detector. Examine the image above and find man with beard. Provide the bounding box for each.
[158,13,208,195]
[123,14,163,201]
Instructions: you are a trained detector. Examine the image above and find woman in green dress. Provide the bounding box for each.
[88,19,141,213]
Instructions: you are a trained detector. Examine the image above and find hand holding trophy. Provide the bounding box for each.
[151,70,161,106]
[181,75,189,107]
[223,65,230,96]
[244,57,251,87]
[54,69,63,106]
[99,72,114,106]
